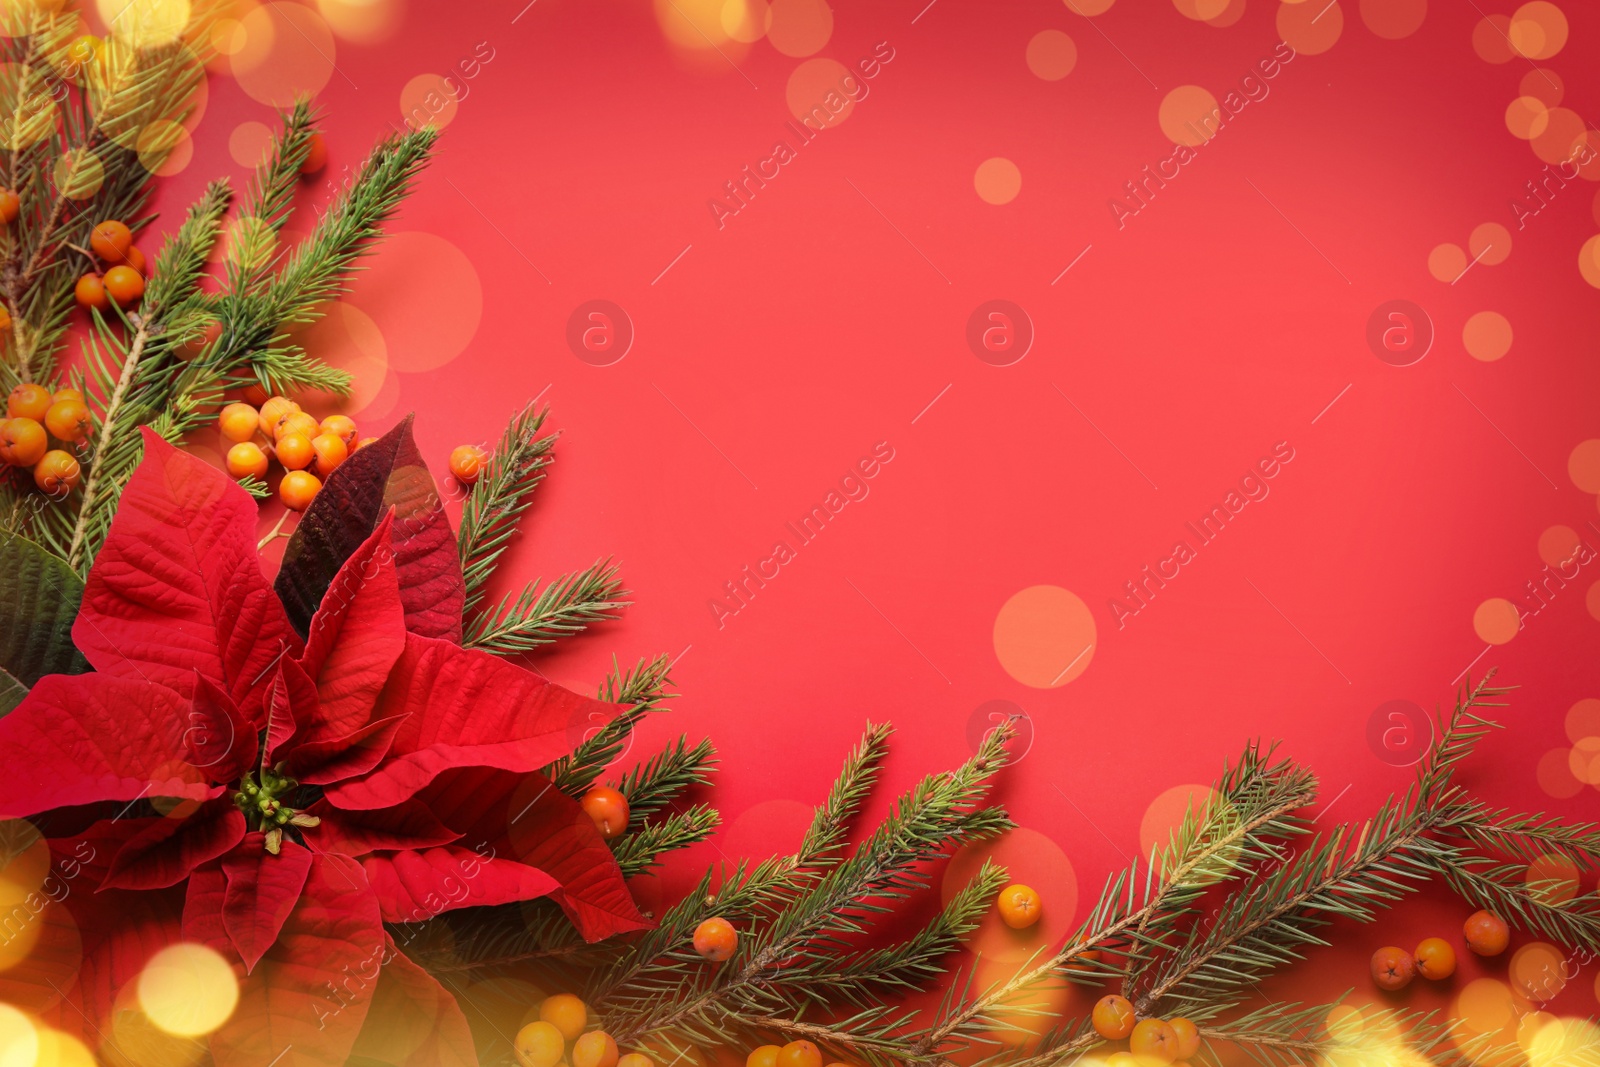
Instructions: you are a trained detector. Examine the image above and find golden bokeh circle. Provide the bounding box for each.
[1576,235,1600,289]
[1523,856,1579,906]
[345,230,482,374]
[1566,439,1600,492]
[993,585,1096,687]
[292,301,391,419]
[1590,580,1600,622]
[0,1005,36,1067]
[1537,525,1580,568]
[1469,222,1511,265]
[786,57,856,126]
[1509,1,1567,59]
[1278,0,1343,55]
[33,1027,96,1067]
[975,157,1022,205]
[1359,0,1425,38]
[96,0,190,48]
[1454,978,1517,1036]
[1064,0,1115,14]
[1025,29,1077,81]
[1535,747,1582,798]
[1520,68,1563,106]
[228,119,274,167]
[943,827,1077,962]
[1205,0,1247,27]
[51,146,103,200]
[399,72,459,131]
[1531,106,1585,165]
[137,119,191,176]
[1510,940,1567,1001]
[1565,697,1600,743]
[1472,15,1516,63]
[1173,0,1230,20]
[1463,311,1512,361]
[1473,597,1520,644]
[722,0,769,42]
[1159,85,1220,147]
[766,0,831,57]
[1140,783,1239,879]
[1506,96,1549,140]
[233,1,335,107]
[137,942,240,1036]
[1427,242,1466,282]
[316,0,403,44]
[1569,736,1600,785]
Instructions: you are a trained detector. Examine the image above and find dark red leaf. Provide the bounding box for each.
[299,798,460,856]
[275,415,465,643]
[348,937,478,1067]
[421,768,652,942]
[185,673,259,786]
[324,634,625,810]
[74,429,301,721]
[0,673,217,818]
[284,713,409,787]
[295,512,407,743]
[222,835,316,972]
[100,798,246,891]
[360,845,558,924]
[209,854,386,1067]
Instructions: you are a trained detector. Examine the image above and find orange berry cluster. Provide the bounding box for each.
[747,1040,850,1067]
[513,993,651,1067]
[73,219,147,312]
[1090,996,1201,1067]
[0,384,91,497]
[219,393,366,512]
[1370,909,1505,992]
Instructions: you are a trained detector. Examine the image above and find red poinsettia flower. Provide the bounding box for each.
[0,430,649,1067]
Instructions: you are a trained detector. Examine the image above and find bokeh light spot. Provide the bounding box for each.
[1463,311,1512,361]
[316,0,403,44]
[1566,698,1600,743]
[233,2,336,107]
[1140,783,1238,879]
[1510,940,1567,1001]
[1473,597,1520,644]
[974,157,1021,205]
[1454,978,1516,1036]
[1025,29,1076,80]
[1471,15,1515,63]
[1569,736,1600,786]
[228,120,274,168]
[1173,0,1229,20]
[1576,235,1600,289]
[785,57,856,127]
[944,827,1077,962]
[1509,1,1567,59]
[1506,96,1549,140]
[1469,222,1511,265]
[1427,242,1465,281]
[1566,439,1600,492]
[1520,68,1562,106]
[1535,747,1582,798]
[1278,0,1343,54]
[344,231,482,374]
[721,0,769,42]
[399,72,459,131]
[1537,525,1580,568]
[0,1005,36,1067]
[993,585,1096,687]
[1065,0,1115,13]
[1360,0,1425,38]
[137,943,239,1036]
[1159,85,1221,147]
[766,0,831,57]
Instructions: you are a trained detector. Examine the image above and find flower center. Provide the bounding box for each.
[232,767,318,853]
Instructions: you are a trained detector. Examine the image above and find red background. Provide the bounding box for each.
[150,0,1600,1027]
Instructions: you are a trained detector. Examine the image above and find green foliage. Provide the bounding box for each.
[0,532,89,687]
[457,399,559,614]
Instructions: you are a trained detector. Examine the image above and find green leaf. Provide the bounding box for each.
[0,668,25,716]
[0,533,89,687]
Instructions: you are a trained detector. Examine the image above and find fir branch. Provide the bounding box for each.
[225,99,316,293]
[458,399,559,614]
[1430,856,1600,954]
[616,736,718,822]
[614,805,722,879]
[544,653,679,799]
[460,557,629,655]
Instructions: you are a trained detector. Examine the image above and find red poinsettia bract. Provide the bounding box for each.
[0,431,649,1067]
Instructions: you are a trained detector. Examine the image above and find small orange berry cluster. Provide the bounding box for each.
[0,383,91,497]
[74,219,147,313]
[747,1040,850,1067]
[1370,909,1506,992]
[513,993,651,1067]
[1090,996,1201,1067]
[219,392,368,512]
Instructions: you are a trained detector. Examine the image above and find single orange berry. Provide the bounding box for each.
[777,1042,821,1067]
[123,244,146,277]
[581,785,630,840]
[52,387,84,403]
[103,265,144,307]
[258,396,299,437]
[355,435,378,450]
[0,305,10,332]
[1166,1017,1200,1061]
[32,449,80,495]
[1464,910,1509,957]
[692,917,738,962]
[89,220,133,263]
[1414,936,1456,980]
[514,1021,565,1067]
[242,381,270,407]
[311,432,347,478]
[8,383,52,421]
[746,1048,781,1067]
[0,417,47,467]
[301,132,328,175]
[996,883,1042,929]
[226,441,268,480]
[219,403,259,444]
[0,189,18,224]
[44,399,91,443]
[319,414,358,448]
[572,1031,619,1067]
[617,1055,655,1067]
[1370,946,1415,991]
[449,444,486,484]
[74,273,109,311]
[1090,994,1136,1040]
[1129,1018,1179,1064]
[538,993,587,1041]
[275,433,314,471]
[279,470,322,511]
[275,410,319,442]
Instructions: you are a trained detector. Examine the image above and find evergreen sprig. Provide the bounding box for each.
[458,398,560,614]
[462,556,630,655]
